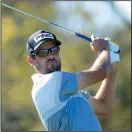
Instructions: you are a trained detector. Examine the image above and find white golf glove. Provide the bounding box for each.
[91,35,120,63]
[110,42,120,63]
[104,38,120,63]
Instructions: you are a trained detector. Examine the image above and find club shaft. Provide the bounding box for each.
[1,2,92,42]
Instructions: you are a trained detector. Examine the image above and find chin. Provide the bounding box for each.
[47,64,61,73]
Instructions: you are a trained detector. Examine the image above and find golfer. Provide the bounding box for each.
[26,30,119,131]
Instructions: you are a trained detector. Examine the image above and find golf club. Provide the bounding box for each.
[0,1,92,42]
[1,2,120,54]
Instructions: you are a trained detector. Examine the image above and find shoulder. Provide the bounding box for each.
[31,72,62,84]
[31,72,61,96]
[31,72,77,96]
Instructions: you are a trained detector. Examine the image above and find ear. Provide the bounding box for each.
[27,56,35,66]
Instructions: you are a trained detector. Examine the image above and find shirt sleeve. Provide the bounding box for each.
[80,90,90,100]
[59,72,78,96]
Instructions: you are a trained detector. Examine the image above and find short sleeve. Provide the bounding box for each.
[80,90,90,100]
[59,72,78,96]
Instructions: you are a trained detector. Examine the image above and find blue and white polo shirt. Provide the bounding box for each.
[31,71,102,131]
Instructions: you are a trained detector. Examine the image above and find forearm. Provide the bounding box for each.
[78,50,110,89]
[87,50,111,84]
[88,37,111,81]
[90,50,110,75]
[95,63,118,111]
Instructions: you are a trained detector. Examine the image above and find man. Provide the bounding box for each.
[26,30,120,131]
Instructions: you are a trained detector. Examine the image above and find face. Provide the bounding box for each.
[28,41,61,74]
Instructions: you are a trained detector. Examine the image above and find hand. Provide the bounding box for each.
[110,51,120,63]
[90,35,110,54]
[108,40,120,63]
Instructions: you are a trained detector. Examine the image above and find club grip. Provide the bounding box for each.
[75,33,92,42]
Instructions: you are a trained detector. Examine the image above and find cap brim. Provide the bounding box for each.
[34,39,61,50]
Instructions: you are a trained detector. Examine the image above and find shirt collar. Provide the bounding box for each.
[31,73,43,83]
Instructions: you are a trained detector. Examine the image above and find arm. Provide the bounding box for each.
[77,38,110,90]
[88,63,118,115]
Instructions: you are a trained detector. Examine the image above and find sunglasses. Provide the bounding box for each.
[34,46,60,57]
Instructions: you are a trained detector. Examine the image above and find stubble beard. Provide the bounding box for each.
[46,62,61,74]
[35,59,61,74]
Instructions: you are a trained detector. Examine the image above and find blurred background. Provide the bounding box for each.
[1,0,131,131]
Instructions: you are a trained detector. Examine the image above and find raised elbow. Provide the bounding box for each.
[97,107,112,116]
[102,108,112,116]
[102,104,112,115]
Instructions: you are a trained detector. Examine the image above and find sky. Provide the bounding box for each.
[115,1,131,22]
[55,1,131,33]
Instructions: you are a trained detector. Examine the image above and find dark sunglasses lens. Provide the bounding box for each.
[37,47,60,57]
[51,47,60,54]
[37,50,48,57]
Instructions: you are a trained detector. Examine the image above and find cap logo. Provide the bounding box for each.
[34,33,54,43]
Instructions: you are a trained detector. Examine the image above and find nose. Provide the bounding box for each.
[47,52,54,59]
[47,50,53,56]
